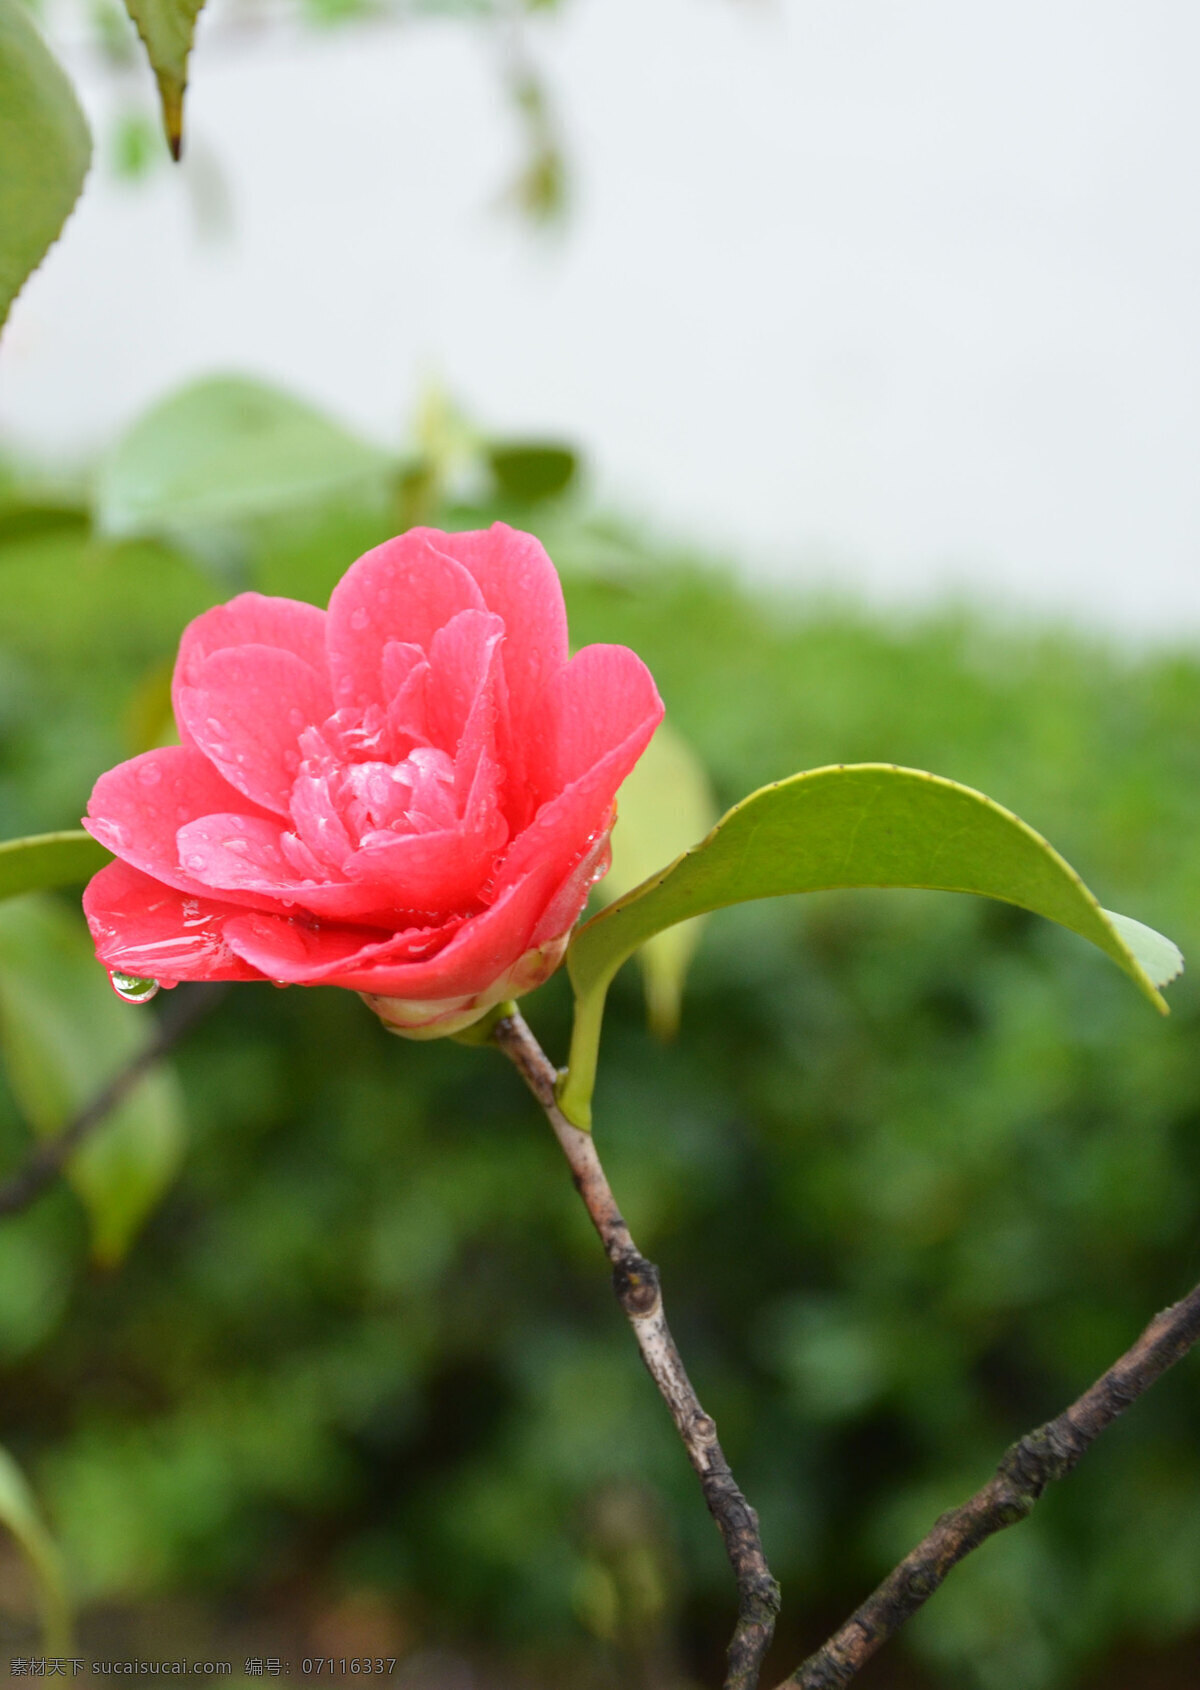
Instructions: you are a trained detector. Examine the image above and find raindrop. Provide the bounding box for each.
[350,608,369,632]
[108,972,160,1004]
[137,762,162,787]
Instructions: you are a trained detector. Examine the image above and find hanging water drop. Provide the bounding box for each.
[108,971,160,1004]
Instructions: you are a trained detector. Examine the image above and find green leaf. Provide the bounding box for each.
[95,375,393,549]
[0,0,92,333]
[0,1442,71,1652]
[0,898,185,1265]
[559,764,1181,1128]
[0,832,112,903]
[120,0,205,159]
[488,442,577,503]
[594,720,718,1037]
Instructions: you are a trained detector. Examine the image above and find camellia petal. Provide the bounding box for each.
[428,525,569,734]
[530,643,664,802]
[84,747,282,909]
[222,865,552,999]
[83,860,265,982]
[528,826,613,950]
[326,531,485,711]
[221,907,457,985]
[176,644,333,816]
[345,797,507,913]
[499,676,664,895]
[173,593,327,748]
[175,813,398,924]
[430,525,569,818]
[425,609,506,759]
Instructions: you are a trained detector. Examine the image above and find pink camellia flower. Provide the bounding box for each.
[82,525,663,1037]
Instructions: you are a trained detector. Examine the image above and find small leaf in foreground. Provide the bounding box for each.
[0,0,92,333]
[559,764,1182,1128]
[596,720,717,1037]
[0,898,185,1265]
[0,1443,71,1652]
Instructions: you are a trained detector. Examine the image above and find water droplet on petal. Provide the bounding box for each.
[288,708,306,731]
[109,971,160,1004]
[350,608,370,632]
[186,853,206,870]
[137,762,162,787]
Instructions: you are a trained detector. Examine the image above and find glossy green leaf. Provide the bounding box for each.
[95,375,392,547]
[120,0,205,158]
[0,0,91,333]
[0,1443,71,1652]
[559,764,1180,1128]
[0,832,112,903]
[594,720,717,1037]
[0,898,185,1266]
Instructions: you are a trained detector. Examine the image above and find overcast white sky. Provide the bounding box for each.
[3,0,1199,634]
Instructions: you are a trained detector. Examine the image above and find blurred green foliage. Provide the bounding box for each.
[1,467,1200,1688]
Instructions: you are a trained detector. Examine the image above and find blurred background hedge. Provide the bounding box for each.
[2,454,1200,1689]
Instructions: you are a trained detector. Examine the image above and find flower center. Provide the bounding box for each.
[339,746,458,839]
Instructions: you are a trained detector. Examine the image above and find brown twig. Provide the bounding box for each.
[492,1008,780,1690]
[0,983,227,1219]
[778,1279,1200,1688]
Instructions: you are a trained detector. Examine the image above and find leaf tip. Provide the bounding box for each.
[157,75,185,160]
[1101,909,1184,1004]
